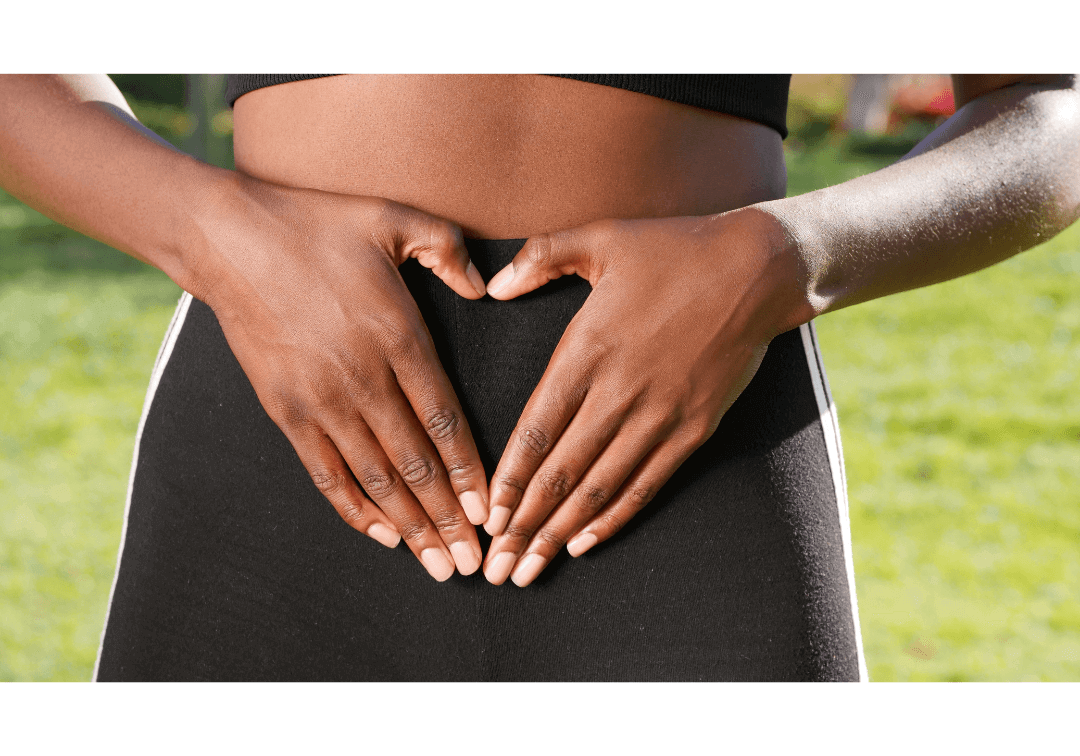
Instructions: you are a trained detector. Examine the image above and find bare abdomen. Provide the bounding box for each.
[232,74,787,239]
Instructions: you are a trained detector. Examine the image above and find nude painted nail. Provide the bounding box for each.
[486,263,514,297]
[466,261,487,297]
[449,541,482,576]
[566,532,598,558]
[485,551,517,585]
[510,553,546,588]
[420,548,455,582]
[484,506,512,536]
[368,523,401,549]
[460,490,488,526]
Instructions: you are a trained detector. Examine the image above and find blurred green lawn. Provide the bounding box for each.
[1,121,1078,681]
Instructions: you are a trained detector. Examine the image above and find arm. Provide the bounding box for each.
[766,74,1080,322]
[0,75,493,581]
[479,74,1080,586]
[0,75,210,289]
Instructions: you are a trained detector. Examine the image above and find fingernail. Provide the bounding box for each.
[449,541,482,576]
[485,551,517,585]
[486,263,514,297]
[510,553,546,587]
[420,548,455,582]
[484,506,512,536]
[567,532,598,557]
[460,490,488,526]
[368,523,401,549]
[465,261,486,297]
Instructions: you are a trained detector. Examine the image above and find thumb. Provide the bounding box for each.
[396,210,487,300]
[486,225,603,300]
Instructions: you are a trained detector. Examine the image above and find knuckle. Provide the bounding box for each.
[336,500,367,526]
[265,391,310,429]
[308,384,346,416]
[495,475,528,496]
[424,407,461,441]
[370,196,396,223]
[689,418,715,446]
[368,313,420,361]
[526,233,553,269]
[598,510,628,534]
[396,520,431,544]
[626,484,656,510]
[335,359,379,402]
[517,426,551,457]
[360,469,398,496]
[576,485,611,514]
[379,324,417,360]
[587,218,621,247]
[537,468,572,500]
[430,219,464,252]
[309,467,348,496]
[657,405,684,433]
[430,509,466,531]
[535,528,566,550]
[502,523,535,542]
[445,459,480,483]
[398,456,439,488]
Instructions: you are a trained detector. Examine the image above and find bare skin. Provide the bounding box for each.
[480,74,1080,586]
[232,74,787,238]
[2,74,1078,590]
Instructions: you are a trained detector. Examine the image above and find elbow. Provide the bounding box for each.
[1040,82,1080,232]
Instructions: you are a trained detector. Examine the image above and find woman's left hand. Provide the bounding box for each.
[480,207,813,586]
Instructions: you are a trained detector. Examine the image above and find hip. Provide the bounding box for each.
[95,238,865,681]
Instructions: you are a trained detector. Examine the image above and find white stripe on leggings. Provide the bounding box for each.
[92,291,194,682]
[799,321,869,682]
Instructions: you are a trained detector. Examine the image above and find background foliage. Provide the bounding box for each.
[0,75,1076,681]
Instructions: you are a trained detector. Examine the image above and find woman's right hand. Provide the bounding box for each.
[189,174,490,581]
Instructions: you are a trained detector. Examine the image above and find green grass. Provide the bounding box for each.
[0,198,181,680]
[786,139,1080,681]
[1,135,1078,681]
[815,207,1080,681]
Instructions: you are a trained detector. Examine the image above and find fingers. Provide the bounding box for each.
[351,368,483,574]
[390,203,486,299]
[486,222,613,300]
[488,421,665,588]
[566,438,696,558]
[329,419,473,581]
[387,329,491,528]
[483,351,592,537]
[483,393,631,584]
[283,424,402,551]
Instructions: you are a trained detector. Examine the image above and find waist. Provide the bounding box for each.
[232,74,788,238]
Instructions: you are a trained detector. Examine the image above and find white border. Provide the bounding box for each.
[799,322,869,682]
[92,291,194,681]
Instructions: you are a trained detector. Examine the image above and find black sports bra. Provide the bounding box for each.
[225,74,791,138]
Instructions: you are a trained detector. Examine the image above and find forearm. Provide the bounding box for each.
[0,74,231,296]
[757,76,1080,322]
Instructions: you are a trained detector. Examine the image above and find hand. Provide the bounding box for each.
[479,208,809,586]
[194,175,491,581]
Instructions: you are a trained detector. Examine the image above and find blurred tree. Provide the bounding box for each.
[108,74,233,169]
[183,74,231,168]
[109,74,185,107]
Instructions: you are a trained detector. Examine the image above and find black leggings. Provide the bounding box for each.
[94,238,865,681]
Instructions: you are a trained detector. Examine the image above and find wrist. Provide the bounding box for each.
[171,166,279,309]
[711,203,820,340]
[752,196,833,316]
[145,156,241,303]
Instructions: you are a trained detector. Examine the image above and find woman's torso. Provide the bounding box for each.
[231,74,787,238]
[97,74,867,681]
